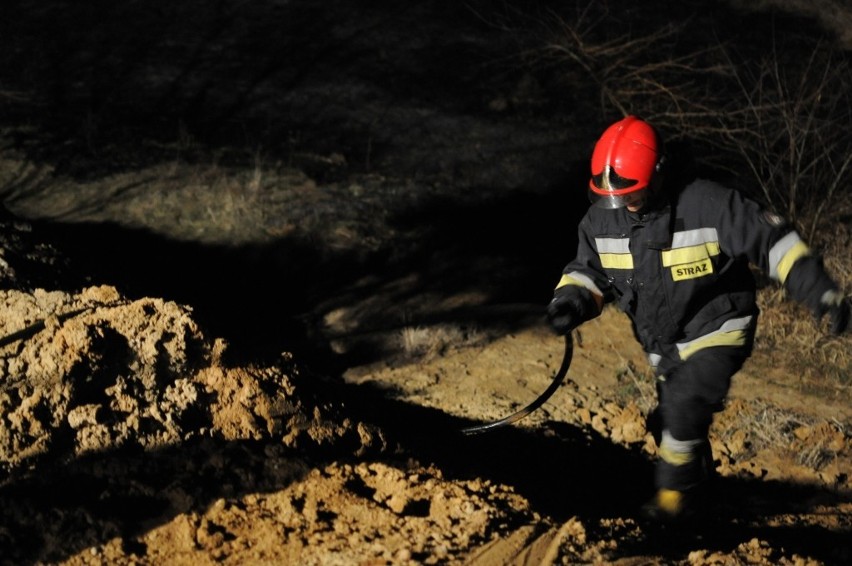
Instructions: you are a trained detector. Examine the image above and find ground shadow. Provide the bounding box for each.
[3,372,848,565]
[25,154,587,370]
[6,147,846,563]
[616,476,852,564]
[340,383,852,565]
[30,218,354,365]
[0,436,315,565]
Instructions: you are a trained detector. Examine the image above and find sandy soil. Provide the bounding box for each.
[0,252,848,565]
[0,1,850,564]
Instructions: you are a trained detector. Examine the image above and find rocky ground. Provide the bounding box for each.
[1,1,851,564]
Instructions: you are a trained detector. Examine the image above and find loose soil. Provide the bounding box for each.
[0,1,850,564]
[0,210,849,566]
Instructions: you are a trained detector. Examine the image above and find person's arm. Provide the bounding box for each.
[547,217,610,335]
[715,186,849,334]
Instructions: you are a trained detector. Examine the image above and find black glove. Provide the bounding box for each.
[818,290,850,335]
[546,286,594,335]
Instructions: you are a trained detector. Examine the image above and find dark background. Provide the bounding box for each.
[0,0,847,366]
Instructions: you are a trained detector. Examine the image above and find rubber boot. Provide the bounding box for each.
[642,436,715,523]
[641,488,688,521]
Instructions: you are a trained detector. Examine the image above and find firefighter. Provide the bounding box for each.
[546,115,850,521]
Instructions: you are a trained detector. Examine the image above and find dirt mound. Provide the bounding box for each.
[0,283,547,565]
[0,285,380,481]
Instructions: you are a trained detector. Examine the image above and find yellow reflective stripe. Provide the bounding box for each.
[659,431,700,466]
[595,237,632,270]
[556,272,599,292]
[676,315,752,360]
[678,330,747,360]
[659,445,694,466]
[599,253,634,270]
[555,273,604,312]
[661,242,721,266]
[776,240,810,284]
[556,274,571,288]
[769,231,810,282]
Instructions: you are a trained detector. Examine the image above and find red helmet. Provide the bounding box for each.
[588,116,661,209]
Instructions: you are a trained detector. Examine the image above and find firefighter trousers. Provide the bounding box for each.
[648,345,751,493]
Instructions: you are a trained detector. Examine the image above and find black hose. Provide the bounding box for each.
[0,301,130,349]
[0,307,91,349]
[460,333,574,435]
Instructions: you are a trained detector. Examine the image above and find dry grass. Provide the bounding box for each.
[795,436,839,470]
[716,399,808,457]
[398,323,484,360]
[0,150,320,246]
[754,301,851,396]
[753,217,852,392]
[715,398,848,472]
[613,361,656,413]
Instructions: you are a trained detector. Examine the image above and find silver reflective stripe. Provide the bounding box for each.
[659,430,702,466]
[768,231,802,281]
[675,315,753,355]
[595,237,630,254]
[661,430,702,454]
[648,353,662,369]
[564,271,604,297]
[671,227,718,248]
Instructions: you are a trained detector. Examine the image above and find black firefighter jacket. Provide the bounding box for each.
[556,178,838,375]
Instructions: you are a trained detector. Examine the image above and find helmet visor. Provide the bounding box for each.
[588,187,647,209]
[590,167,639,192]
[588,165,646,209]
